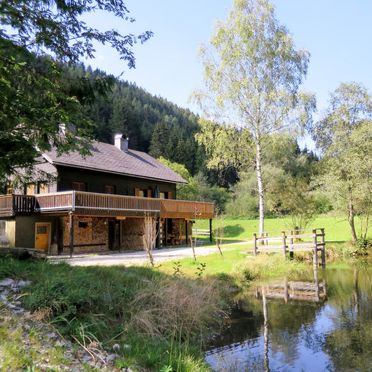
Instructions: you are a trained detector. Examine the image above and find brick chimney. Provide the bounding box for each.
[114,133,129,152]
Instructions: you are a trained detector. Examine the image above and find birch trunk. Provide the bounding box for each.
[256,140,265,235]
[348,199,358,243]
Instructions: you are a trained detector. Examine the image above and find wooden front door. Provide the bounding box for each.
[35,223,51,251]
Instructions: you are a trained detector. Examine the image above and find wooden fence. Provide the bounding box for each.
[253,228,326,267]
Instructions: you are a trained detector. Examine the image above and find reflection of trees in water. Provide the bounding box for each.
[324,268,372,371]
[207,266,372,371]
[267,300,320,366]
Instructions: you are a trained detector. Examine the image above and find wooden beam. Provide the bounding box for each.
[69,212,74,258]
[209,219,213,242]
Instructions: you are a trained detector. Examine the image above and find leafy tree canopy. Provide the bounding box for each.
[194,0,315,234]
[311,82,372,242]
[0,0,152,183]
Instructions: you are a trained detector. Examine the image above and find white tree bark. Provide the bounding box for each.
[256,140,265,235]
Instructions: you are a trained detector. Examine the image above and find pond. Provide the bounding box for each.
[205,262,372,371]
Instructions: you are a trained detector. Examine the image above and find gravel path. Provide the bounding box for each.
[50,245,228,267]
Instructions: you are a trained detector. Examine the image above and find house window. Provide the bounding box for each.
[105,185,116,194]
[159,192,173,199]
[78,221,88,228]
[72,182,86,191]
[26,183,36,195]
[6,185,13,195]
[38,182,49,194]
[0,221,5,236]
[138,190,145,197]
[135,188,153,197]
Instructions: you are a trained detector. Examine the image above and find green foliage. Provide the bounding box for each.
[158,157,230,212]
[0,258,224,370]
[0,1,152,183]
[225,134,320,225]
[194,0,316,234]
[195,118,253,174]
[225,172,258,217]
[311,83,372,241]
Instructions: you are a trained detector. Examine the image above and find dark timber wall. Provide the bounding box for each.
[56,166,177,198]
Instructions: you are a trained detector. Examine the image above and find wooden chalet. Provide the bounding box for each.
[0,134,214,255]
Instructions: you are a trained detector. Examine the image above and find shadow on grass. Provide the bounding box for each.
[222,224,245,238]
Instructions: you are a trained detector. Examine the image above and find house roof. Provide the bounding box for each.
[42,141,186,184]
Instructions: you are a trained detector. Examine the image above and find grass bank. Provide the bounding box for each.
[195,215,369,242]
[0,257,229,371]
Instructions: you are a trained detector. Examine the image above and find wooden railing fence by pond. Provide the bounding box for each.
[255,278,327,303]
[253,228,326,267]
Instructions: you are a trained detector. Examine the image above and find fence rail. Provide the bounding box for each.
[253,228,326,267]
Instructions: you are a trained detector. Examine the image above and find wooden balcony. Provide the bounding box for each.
[0,194,36,217]
[160,199,214,219]
[0,192,214,219]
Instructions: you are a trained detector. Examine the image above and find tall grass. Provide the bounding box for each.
[0,257,228,370]
[129,277,227,340]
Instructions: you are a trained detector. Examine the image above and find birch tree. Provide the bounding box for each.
[194,0,315,234]
[311,83,372,242]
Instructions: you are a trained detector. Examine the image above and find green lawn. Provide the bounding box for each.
[159,215,371,278]
[194,215,369,242]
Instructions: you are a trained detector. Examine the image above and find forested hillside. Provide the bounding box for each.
[75,66,204,176]
[67,64,324,216]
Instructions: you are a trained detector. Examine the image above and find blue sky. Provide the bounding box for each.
[84,0,372,119]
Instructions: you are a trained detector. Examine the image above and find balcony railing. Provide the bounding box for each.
[160,199,214,219]
[0,194,36,217]
[0,192,214,219]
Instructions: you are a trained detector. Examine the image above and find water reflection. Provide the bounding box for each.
[205,263,372,372]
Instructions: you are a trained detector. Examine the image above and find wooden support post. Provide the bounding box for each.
[189,236,196,261]
[262,288,269,372]
[68,212,74,258]
[185,220,188,245]
[253,233,257,255]
[155,217,161,249]
[320,228,326,267]
[164,218,168,247]
[289,230,294,260]
[313,264,320,302]
[282,231,287,258]
[209,219,213,243]
[284,277,289,303]
[312,229,318,268]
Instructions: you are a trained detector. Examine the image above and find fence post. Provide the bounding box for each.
[282,231,287,258]
[320,228,326,267]
[312,229,318,268]
[253,233,257,255]
[209,219,213,242]
[289,230,294,260]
